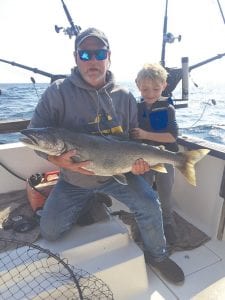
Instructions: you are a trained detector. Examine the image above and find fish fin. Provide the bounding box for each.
[151,164,167,173]
[113,174,128,185]
[176,149,210,186]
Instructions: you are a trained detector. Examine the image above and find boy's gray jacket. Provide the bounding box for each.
[29,67,138,188]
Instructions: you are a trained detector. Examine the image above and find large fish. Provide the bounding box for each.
[20,127,210,186]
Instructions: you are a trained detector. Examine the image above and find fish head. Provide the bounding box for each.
[20,127,66,156]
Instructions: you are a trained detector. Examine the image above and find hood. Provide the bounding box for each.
[68,67,115,92]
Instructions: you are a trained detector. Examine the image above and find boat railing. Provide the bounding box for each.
[0,119,29,134]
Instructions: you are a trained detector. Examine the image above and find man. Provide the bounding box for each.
[29,27,184,284]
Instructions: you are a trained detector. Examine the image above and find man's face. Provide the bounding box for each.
[75,36,110,88]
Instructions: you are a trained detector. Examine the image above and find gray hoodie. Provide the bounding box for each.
[29,67,138,188]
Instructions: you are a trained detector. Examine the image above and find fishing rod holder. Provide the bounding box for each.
[181,57,189,100]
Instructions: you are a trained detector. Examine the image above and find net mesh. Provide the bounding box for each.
[0,238,114,300]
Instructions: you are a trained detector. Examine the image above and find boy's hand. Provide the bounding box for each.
[130,128,148,140]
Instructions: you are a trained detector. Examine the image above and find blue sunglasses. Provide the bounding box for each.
[78,49,108,61]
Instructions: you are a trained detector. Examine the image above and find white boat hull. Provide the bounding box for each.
[0,137,225,299]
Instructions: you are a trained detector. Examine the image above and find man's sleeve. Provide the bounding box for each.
[129,93,139,129]
[28,83,63,160]
[29,83,63,129]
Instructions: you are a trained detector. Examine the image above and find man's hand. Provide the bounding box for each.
[47,150,95,175]
[131,158,150,175]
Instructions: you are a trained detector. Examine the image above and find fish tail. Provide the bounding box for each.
[176,149,210,186]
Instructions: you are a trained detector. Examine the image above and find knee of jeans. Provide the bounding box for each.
[40,216,62,241]
[40,228,61,241]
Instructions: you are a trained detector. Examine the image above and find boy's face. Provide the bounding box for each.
[137,78,167,104]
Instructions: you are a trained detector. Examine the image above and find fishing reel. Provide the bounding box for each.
[164,32,182,43]
[54,0,81,38]
[54,24,81,38]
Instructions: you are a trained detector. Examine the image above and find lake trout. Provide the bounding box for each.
[20,127,210,186]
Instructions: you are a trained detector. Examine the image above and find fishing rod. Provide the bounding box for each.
[55,0,81,38]
[0,1,80,83]
[217,0,225,24]
[161,0,181,67]
[160,0,168,67]
[163,52,225,97]
[160,1,225,98]
[0,58,67,83]
[189,52,225,71]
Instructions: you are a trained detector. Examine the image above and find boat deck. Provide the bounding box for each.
[1,195,225,299]
[0,140,225,299]
[36,215,225,299]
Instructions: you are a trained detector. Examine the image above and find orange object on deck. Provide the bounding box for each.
[26,171,59,212]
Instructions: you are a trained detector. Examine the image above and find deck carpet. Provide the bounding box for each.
[111,210,211,252]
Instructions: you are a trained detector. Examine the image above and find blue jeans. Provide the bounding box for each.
[40,173,167,261]
[143,164,175,226]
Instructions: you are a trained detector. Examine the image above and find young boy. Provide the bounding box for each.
[131,63,179,245]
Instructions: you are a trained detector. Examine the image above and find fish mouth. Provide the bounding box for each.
[20,133,38,146]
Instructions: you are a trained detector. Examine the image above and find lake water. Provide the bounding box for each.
[0,82,224,145]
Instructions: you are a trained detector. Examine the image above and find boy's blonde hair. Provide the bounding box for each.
[136,63,168,85]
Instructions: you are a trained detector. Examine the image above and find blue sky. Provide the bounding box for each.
[0,0,224,84]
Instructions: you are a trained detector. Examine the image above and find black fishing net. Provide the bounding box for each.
[0,238,114,299]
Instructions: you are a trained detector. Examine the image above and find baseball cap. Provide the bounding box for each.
[75,27,110,50]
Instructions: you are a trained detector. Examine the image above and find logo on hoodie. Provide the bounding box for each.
[87,112,123,134]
